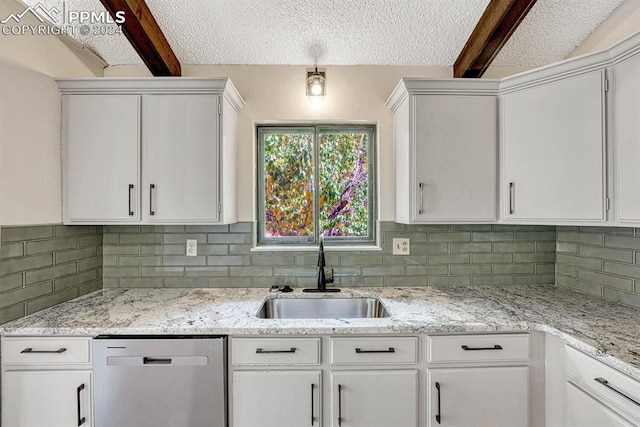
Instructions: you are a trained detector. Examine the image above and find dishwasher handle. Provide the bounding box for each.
[143,356,172,365]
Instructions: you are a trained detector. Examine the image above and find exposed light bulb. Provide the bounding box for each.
[311,81,323,95]
[306,67,326,104]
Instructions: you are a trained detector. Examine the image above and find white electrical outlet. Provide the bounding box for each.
[392,238,410,255]
[186,239,198,257]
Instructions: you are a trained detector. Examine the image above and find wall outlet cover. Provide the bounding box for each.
[186,239,198,257]
[392,238,410,255]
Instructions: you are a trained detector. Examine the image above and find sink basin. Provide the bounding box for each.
[257,297,390,319]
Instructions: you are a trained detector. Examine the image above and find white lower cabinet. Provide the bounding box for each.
[3,371,92,427]
[231,336,419,427]
[426,367,529,427]
[1,336,93,427]
[233,370,321,427]
[566,382,634,427]
[331,370,418,427]
[564,346,640,426]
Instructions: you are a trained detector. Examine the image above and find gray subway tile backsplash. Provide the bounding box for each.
[0,225,103,324]
[102,222,556,291]
[556,226,640,309]
[4,222,639,324]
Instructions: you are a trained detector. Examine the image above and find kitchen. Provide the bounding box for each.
[1,0,640,426]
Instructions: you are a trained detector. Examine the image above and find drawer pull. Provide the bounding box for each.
[21,347,67,354]
[355,347,396,354]
[255,347,296,354]
[461,345,503,351]
[594,377,640,407]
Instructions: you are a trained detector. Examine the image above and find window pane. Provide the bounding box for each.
[318,130,370,238]
[262,129,314,239]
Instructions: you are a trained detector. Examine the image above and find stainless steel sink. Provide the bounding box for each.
[257,297,390,319]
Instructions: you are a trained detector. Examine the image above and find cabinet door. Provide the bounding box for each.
[413,95,497,222]
[501,71,606,222]
[427,367,529,427]
[3,370,91,427]
[614,53,640,224]
[232,370,321,427]
[331,370,418,427]
[63,94,140,223]
[566,382,634,427]
[142,94,220,223]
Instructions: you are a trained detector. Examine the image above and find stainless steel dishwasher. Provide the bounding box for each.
[93,335,227,427]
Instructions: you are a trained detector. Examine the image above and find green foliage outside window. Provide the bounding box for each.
[258,126,375,245]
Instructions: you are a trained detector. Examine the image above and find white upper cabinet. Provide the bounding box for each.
[501,70,607,224]
[141,94,220,223]
[63,94,140,223]
[387,79,498,224]
[612,50,640,225]
[387,34,640,227]
[58,78,244,225]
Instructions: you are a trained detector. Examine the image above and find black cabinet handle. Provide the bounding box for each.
[355,347,395,354]
[77,384,86,426]
[338,384,343,427]
[255,347,296,354]
[461,344,503,351]
[418,182,425,215]
[149,184,156,216]
[594,377,640,406]
[435,382,442,424]
[310,383,315,426]
[128,184,135,216]
[21,347,67,354]
[509,182,515,214]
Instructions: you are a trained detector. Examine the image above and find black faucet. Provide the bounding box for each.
[303,238,340,293]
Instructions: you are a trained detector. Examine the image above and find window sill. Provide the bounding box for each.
[251,245,382,253]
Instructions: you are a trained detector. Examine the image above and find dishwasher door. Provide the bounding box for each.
[93,335,226,427]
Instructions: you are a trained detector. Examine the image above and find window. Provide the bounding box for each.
[257,125,376,246]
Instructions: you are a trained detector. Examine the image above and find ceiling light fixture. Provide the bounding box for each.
[306,67,326,104]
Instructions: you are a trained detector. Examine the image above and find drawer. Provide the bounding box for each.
[232,337,320,365]
[427,334,530,363]
[330,336,418,365]
[566,346,640,419]
[2,337,91,365]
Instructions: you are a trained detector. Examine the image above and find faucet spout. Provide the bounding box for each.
[303,237,340,293]
[317,239,329,290]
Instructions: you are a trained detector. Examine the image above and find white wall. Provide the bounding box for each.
[0,0,103,226]
[106,64,452,222]
[0,0,105,77]
[0,59,63,225]
[568,0,640,58]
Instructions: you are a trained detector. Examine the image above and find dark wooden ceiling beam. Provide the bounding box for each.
[454,0,538,78]
[100,0,181,76]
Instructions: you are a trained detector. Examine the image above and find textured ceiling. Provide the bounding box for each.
[22,0,625,66]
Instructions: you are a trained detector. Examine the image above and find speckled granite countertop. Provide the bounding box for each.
[1,285,639,381]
